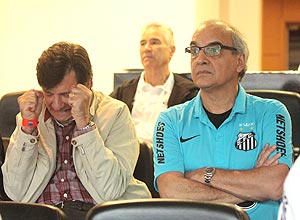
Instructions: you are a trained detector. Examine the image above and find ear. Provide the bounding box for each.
[236,54,245,73]
[170,45,176,56]
[85,77,93,89]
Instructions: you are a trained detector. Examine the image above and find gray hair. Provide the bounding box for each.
[141,22,175,47]
[198,20,249,80]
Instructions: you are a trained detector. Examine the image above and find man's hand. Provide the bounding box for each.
[255,143,281,168]
[18,89,44,134]
[68,84,93,129]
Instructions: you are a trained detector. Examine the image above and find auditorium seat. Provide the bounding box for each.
[0,136,10,201]
[0,92,24,202]
[1,138,9,154]
[85,198,249,220]
[0,201,67,220]
[0,91,24,139]
[247,89,300,161]
[133,142,159,198]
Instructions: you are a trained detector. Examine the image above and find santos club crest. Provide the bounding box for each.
[235,132,257,151]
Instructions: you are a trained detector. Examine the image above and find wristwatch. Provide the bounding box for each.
[204,167,216,186]
[78,121,95,131]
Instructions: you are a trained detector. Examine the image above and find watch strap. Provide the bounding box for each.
[204,167,215,186]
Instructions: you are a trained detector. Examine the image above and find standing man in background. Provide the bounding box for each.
[111,22,198,145]
[153,20,293,220]
[2,41,151,220]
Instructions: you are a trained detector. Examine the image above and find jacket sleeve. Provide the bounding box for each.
[72,99,141,201]
[1,113,54,202]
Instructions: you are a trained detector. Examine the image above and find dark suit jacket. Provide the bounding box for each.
[110,73,199,112]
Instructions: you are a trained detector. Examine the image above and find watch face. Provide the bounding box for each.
[206,167,214,173]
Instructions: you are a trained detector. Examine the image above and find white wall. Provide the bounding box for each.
[0,0,194,97]
[195,0,262,71]
[0,0,261,98]
[227,0,262,72]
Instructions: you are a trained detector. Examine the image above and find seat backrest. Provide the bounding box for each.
[133,142,159,198]
[247,89,300,160]
[0,91,24,138]
[85,198,249,220]
[0,201,67,220]
[0,137,10,201]
[0,92,23,200]
[1,138,9,154]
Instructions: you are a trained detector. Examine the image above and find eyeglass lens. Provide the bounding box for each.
[190,44,221,57]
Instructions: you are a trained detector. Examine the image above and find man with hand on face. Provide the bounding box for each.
[2,41,151,220]
[153,20,293,220]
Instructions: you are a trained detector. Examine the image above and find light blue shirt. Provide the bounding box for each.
[153,84,293,220]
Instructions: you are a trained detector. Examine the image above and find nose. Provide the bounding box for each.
[144,42,152,50]
[194,49,209,65]
[51,96,65,111]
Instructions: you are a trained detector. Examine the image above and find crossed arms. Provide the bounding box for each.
[157,144,289,203]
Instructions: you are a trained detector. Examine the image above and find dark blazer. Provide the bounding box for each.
[110,73,199,112]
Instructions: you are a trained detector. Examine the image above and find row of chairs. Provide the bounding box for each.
[0,198,249,220]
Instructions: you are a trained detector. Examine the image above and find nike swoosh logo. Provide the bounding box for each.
[180,135,200,143]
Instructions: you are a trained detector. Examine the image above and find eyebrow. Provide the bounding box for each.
[190,41,221,46]
[190,41,197,46]
[140,38,161,43]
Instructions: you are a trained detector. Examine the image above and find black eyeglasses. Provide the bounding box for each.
[185,42,237,58]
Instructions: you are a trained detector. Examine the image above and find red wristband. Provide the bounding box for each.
[22,119,38,128]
